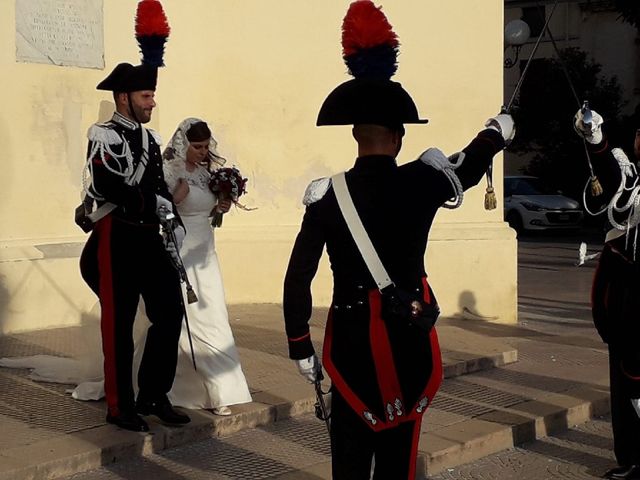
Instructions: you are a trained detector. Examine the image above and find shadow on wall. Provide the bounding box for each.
[97,100,114,124]
[0,112,13,335]
[456,290,498,321]
[0,274,10,335]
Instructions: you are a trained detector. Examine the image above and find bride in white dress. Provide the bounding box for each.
[0,118,252,415]
[162,117,252,413]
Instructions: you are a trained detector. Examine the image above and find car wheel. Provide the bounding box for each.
[506,210,524,233]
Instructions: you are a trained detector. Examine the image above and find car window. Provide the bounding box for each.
[504,179,516,196]
[507,178,556,195]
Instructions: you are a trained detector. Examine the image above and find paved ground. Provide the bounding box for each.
[0,297,520,478]
[0,312,521,480]
[431,415,614,480]
[51,233,616,480]
[430,233,616,480]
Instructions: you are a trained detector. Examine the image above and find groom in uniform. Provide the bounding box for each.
[80,60,190,432]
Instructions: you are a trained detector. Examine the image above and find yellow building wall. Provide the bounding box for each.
[0,0,516,334]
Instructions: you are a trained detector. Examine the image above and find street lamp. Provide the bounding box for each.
[504,19,531,68]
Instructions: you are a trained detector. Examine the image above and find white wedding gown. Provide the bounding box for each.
[0,160,252,410]
[164,160,252,409]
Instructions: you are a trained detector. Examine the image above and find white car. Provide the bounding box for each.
[504,176,583,232]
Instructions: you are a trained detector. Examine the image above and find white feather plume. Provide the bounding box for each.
[577,242,599,266]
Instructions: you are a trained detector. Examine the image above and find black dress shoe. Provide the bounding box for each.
[106,412,149,432]
[136,397,191,425]
[604,465,640,479]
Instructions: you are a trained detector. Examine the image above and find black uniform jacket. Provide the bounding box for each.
[586,137,640,382]
[87,112,173,226]
[283,129,505,430]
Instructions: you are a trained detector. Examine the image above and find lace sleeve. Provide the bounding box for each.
[163,160,183,194]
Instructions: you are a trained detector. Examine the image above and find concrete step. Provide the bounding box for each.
[40,368,610,480]
[0,331,517,480]
[419,384,610,477]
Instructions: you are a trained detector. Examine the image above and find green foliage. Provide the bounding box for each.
[510,47,625,201]
[613,0,640,31]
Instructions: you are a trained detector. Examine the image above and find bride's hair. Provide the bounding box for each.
[186,121,225,171]
[186,121,211,143]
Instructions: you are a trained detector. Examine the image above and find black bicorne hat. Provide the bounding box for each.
[96,0,169,93]
[317,78,427,127]
[317,0,427,127]
[96,63,158,92]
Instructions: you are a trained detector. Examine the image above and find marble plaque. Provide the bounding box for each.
[16,0,104,69]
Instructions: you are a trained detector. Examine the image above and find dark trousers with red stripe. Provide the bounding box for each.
[330,390,421,480]
[80,216,183,416]
[609,347,640,467]
[592,244,640,467]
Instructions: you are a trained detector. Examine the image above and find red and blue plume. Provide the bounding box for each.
[342,0,399,79]
[135,0,170,67]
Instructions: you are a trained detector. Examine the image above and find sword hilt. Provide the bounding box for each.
[158,205,198,303]
[157,205,175,223]
[580,100,592,131]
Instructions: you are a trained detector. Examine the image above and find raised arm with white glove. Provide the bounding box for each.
[295,354,322,383]
[485,113,515,145]
[574,108,604,144]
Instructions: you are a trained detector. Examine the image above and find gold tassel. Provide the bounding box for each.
[186,286,198,304]
[590,176,603,197]
[484,186,497,210]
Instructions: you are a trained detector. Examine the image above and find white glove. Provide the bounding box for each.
[485,113,515,144]
[155,194,174,220]
[295,354,322,383]
[632,399,640,419]
[173,225,185,251]
[574,108,603,144]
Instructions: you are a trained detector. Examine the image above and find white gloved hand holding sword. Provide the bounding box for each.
[485,113,516,144]
[295,354,323,383]
[156,194,185,262]
[574,102,604,145]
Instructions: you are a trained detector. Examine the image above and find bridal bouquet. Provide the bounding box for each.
[208,167,253,227]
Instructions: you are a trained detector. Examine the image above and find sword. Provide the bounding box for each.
[503,0,560,114]
[158,205,198,371]
[580,100,593,132]
[487,0,561,210]
[530,1,599,194]
[313,370,331,436]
